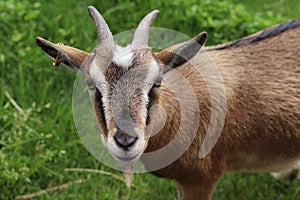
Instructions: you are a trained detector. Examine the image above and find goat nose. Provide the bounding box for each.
[113,132,138,151]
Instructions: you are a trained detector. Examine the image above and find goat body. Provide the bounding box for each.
[36,7,300,199]
[147,21,300,199]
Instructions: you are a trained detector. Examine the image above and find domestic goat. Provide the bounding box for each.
[36,6,300,200]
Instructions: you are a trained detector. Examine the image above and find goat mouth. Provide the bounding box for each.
[110,150,144,165]
[115,154,140,162]
[107,136,145,165]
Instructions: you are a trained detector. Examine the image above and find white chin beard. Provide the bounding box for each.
[122,165,134,187]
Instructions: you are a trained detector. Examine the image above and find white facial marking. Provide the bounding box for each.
[90,59,106,85]
[145,60,159,84]
[100,91,112,128]
[113,45,134,68]
[100,134,107,147]
[137,60,160,125]
[89,59,112,128]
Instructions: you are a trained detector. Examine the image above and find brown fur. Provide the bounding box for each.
[144,25,300,199]
[37,19,300,200]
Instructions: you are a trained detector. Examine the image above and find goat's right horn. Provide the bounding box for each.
[88,6,114,47]
[131,10,159,48]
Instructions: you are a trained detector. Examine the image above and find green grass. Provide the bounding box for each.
[0,0,299,199]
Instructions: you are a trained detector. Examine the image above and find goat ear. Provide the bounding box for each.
[156,32,207,73]
[36,37,92,71]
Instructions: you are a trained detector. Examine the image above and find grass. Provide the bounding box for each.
[0,0,299,199]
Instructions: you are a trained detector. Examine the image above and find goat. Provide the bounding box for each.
[36,6,300,200]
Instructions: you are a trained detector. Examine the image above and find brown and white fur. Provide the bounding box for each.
[36,6,300,200]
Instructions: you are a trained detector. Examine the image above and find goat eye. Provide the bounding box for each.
[146,83,160,125]
[148,83,160,96]
[148,83,160,107]
[148,80,162,96]
[153,82,161,87]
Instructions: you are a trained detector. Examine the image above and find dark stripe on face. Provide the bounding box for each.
[146,85,160,125]
[95,88,108,134]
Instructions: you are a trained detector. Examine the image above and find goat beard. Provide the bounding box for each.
[122,165,134,187]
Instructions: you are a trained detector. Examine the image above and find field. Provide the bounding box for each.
[0,0,299,199]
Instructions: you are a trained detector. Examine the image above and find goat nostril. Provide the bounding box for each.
[113,134,138,150]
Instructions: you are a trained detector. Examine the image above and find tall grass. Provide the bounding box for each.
[0,0,299,199]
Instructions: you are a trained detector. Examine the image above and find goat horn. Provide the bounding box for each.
[88,6,114,46]
[131,10,160,48]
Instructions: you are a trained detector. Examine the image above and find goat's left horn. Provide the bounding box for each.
[131,10,159,48]
[88,6,114,47]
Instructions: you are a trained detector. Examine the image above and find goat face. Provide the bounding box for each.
[89,45,163,165]
[36,6,207,168]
